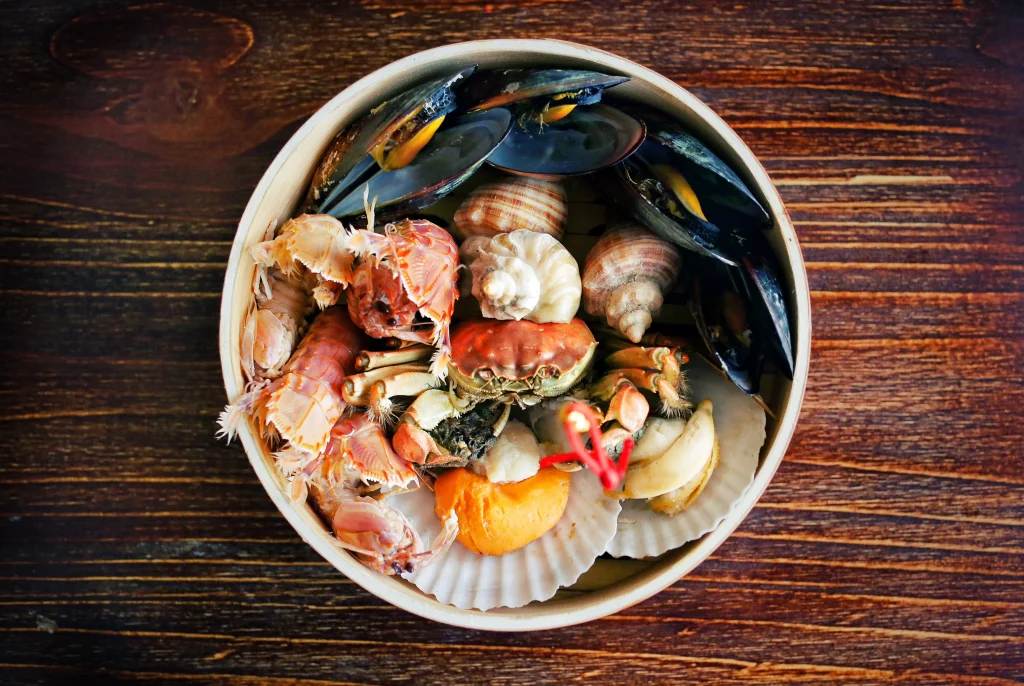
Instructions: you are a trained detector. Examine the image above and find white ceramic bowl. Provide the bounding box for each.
[219,39,811,631]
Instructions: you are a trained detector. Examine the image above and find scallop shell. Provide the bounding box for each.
[469,230,582,323]
[390,469,621,610]
[453,177,568,240]
[605,357,765,559]
[582,223,682,343]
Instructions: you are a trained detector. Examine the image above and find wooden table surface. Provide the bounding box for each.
[2,1,1022,683]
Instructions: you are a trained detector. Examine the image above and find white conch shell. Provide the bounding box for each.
[469,230,581,323]
[453,177,567,240]
[582,223,682,343]
[621,399,716,501]
[458,236,492,267]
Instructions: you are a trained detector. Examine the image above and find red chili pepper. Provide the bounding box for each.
[539,402,634,490]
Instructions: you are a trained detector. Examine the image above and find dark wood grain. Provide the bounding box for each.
[2,0,1023,683]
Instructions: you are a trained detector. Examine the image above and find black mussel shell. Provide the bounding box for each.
[306,67,476,211]
[689,256,765,395]
[602,103,773,265]
[689,244,796,396]
[486,104,645,178]
[737,235,795,379]
[463,68,629,115]
[320,108,514,221]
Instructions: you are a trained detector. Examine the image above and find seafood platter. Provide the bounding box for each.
[218,41,809,629]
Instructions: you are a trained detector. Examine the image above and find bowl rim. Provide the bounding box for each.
[219,38,811,631]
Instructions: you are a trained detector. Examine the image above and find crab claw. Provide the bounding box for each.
[603,382,649,433]
[393,422,455,466]
[393,391,510,467]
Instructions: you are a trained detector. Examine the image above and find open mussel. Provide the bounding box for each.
[306,67,476,214]
[603,105,770,265]
[460,68,642,177]
[689,256,763,395]
[317,108,514,222]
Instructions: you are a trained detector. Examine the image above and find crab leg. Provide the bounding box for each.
[343,363,430,405]
[368,371,441,421]
[491,401,513,438]
[590,372,640,401]
[603,346,688,371]
[597,369,691,417]
[356,345,433,372]
[402,389,468,429]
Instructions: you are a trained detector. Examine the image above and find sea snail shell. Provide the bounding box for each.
[453,177,568,240]
[469,230,582,323]
[582,223,682,343]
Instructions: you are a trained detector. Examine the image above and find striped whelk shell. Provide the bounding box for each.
[582,223,682,343]
[453,177,568,240]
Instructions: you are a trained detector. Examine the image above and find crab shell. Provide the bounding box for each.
[447,318,598,403]
[348,219,459,349]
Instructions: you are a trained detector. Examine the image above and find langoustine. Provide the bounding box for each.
[252,210,459,379]
[219,306,366,456]
[275,413,419,502]
[311,480,458,575]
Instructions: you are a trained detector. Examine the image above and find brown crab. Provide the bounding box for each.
[380,318,599,465]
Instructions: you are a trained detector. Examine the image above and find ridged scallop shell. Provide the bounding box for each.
[453,177,567,240]
[390,469,621,610]
[606,357,764,559]
[582,223,682,343]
